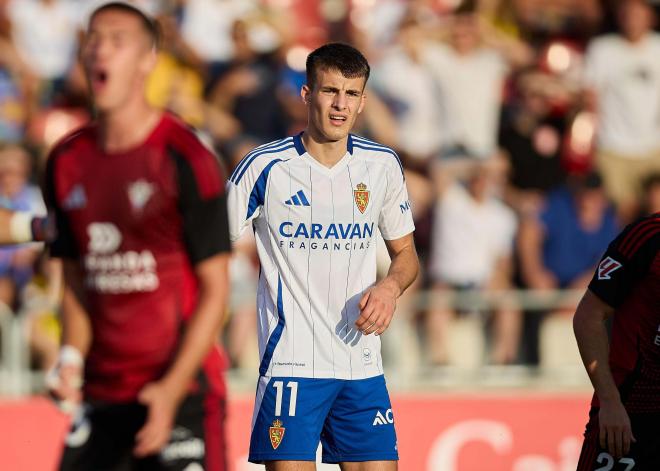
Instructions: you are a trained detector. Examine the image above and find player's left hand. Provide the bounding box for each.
[134,381,179,457]
[355,279,399,336]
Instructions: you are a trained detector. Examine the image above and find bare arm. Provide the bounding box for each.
[355,233,419,335]
[60,259,92,355]
[517,216,558,289]
[161,253,229,400]
[47,259,91,409]
[573,289,635,458]
[134,252,230,457]
[478,16,533,68]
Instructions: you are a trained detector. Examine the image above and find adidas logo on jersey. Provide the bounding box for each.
[372,409,394,426]
[285,190,310,207]
[63,184,87,210]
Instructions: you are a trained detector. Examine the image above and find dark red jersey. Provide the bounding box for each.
[587,212,660,413]
[45,113,231,403]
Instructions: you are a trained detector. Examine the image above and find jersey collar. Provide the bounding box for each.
[293,132,355,156]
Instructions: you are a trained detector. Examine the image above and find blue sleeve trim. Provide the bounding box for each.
[259,274,286,376]
[351,140,405,178]
[246,159,282,220]
[232,140,294,184]
[293,132,306,156]
[230,137,291,182]
[229,137,289,182]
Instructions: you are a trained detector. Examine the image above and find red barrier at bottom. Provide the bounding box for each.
[0,393,591,471]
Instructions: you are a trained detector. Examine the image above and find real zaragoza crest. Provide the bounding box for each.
[354,182,370,214]
[269,419,285,449]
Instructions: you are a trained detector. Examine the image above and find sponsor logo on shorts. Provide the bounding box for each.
[373,409,394,426]
[269,419,285,449]
[160,437,205,461]
[597,256,622,280]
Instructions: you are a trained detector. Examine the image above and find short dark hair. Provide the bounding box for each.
[306,43,370,89]
[89,2,160,48]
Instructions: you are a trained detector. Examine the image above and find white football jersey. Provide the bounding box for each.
[227,133,415,380]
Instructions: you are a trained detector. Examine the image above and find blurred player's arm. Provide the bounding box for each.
[134,253,229,457]
[477,15,533,68]
[47,259,91,409]
[43,151,87,408]
[573,290,635,459]
[134,147,231,457]
[517,215,558,290]
[356,232,419,336]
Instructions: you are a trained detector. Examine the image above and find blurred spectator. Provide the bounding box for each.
[20,253,62,371]
[0,144,46,309]
[499,69,569,215]
[422,7,532,165]
[179,0,257,81]
[146,10,206,127]
[373,17,444,167]
[517,172,618,362]
[639,172,660,217]
[513,0,602,42]
[207,18,290,163]
[6,0,79,101]
[0,4,38,142]
[583,0,660,221]
[426,160,520,365]
[0,46,29,142]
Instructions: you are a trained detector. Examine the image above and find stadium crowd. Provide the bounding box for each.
[1,0,660,376]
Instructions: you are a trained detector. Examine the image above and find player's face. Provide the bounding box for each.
[302,68,366,143]
[82,10,156,112]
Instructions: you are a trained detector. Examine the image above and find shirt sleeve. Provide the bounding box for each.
[43,152,78,259]
[174,148,231,265]
[583,39,606,90]
[588,217,660,307]
[226,153,280,242]
[378,159,415,240]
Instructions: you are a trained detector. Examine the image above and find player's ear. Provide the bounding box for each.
[139,46,158,75]
[357,91,366,115]
[301,85,311,105]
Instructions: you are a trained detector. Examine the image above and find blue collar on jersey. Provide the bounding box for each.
[293,132,355,156]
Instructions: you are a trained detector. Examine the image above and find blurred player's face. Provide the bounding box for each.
[82,10,156,113]
[302,68,366,143]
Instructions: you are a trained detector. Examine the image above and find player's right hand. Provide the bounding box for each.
[598,398,636,459]
[45,346,84,414]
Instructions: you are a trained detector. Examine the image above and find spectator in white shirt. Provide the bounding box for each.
[426,159,520,365]
[583,0,660,221]
[422,7,532,162]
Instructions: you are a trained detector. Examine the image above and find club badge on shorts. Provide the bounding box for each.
[354,182,370,214]
[269,419,285,449]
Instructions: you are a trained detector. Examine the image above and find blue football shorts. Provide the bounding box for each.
[248,374,399,464]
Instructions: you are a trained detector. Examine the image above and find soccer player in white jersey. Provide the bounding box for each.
[227,43,419,470]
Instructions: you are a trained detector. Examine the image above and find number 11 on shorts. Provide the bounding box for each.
[273,381,298,416]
